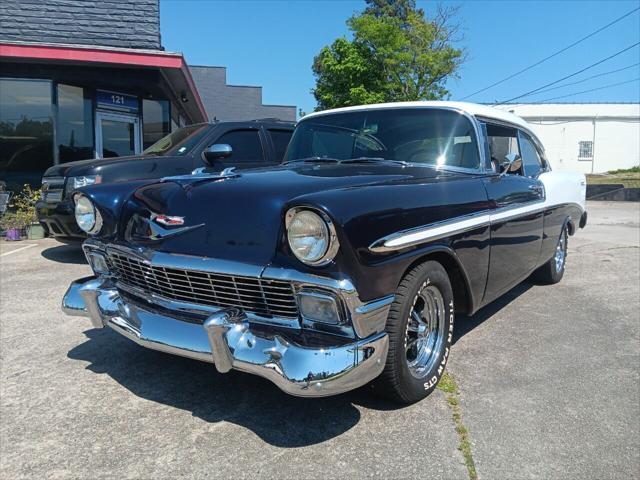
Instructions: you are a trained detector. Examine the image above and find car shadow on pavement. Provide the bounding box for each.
[453,281,534,344]
[41,242,86,264]
[66,282,538,446]
[67,328,397,447]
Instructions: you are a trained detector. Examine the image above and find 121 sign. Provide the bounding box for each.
[96,90,138,113]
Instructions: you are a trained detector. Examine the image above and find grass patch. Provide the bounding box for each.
[587,170,640,189]
[438,371,458,394]
[608,166,639,174]
[438,372,478,480]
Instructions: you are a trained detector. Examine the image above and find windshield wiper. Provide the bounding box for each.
[339,157,408,166]
[282,156,340,165]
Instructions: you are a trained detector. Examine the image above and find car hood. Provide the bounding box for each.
[43,154,180,178]
[114,163,454,266]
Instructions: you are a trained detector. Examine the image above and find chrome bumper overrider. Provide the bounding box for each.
[62,277,389,397]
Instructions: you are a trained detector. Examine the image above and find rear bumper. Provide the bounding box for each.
[35,199,86,240]
[62,277,389,397]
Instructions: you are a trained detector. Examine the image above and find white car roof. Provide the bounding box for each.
[302,101,532,131]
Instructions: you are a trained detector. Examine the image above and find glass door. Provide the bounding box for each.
[95,112,141,158]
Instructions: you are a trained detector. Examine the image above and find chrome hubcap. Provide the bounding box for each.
[555,232,566,272]
[405,284,446,379]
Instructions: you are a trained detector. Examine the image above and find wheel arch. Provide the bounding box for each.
[400,246,475,315]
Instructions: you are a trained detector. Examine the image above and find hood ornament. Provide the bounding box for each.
[153,214,185,226]
[125,213,204,242]
[161,167,240,186]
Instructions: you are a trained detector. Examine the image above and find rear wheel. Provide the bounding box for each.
[373,261,454,404]
[533,225,568,285]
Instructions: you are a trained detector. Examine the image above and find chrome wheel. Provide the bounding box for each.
[405,284,446,379]
[555,231,566,272]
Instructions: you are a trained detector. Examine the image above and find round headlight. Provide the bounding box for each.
[74,195,102,234]
[286,208,338,265]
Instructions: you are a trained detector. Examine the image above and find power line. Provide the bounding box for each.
[459,6,640,100]
[494,42,640,105]
[533,77,639,103]
[530,63,639,96]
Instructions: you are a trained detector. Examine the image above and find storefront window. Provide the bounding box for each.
[142,99,170,149]
[57,84,94,163]
[0,78,53,189]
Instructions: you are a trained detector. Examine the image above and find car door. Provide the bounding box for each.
[202,127,268,170]
[482,123,545,302]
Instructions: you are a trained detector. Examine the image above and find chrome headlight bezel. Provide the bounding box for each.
[285,207,339,266]
[73,193,103,235]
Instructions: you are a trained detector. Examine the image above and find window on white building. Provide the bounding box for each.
[578,140,593,160]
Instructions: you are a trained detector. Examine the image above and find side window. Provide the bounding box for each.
[519,132,543,177]
[485,123,522,175]
[268,129,293,162]
[213,129,264,163]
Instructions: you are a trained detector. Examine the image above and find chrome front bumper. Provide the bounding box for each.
[63,277,389,397]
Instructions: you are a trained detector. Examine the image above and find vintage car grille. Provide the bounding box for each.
[41,176,65,203]
[107,251,300,319]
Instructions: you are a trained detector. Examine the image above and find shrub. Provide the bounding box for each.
[0,184,41,231]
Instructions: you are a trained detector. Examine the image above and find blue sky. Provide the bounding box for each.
[160,1,640,114]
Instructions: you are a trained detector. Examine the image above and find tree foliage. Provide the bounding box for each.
[312,1,464,110]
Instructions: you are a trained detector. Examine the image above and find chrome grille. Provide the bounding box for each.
[41,177,65,203]
[107,251,299,319]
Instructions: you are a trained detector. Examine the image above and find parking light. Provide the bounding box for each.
[297,291,342,325]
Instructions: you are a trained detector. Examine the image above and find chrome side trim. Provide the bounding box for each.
[370,210,492,253]
[369,201,551,253]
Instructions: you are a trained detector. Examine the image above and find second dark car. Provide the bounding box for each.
[36,119,294,241]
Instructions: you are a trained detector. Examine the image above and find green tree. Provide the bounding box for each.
[312,3,464,110]
[363,0,420,21]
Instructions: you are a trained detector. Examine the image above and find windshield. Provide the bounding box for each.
[142,124,209,156]
[284,108,481,169]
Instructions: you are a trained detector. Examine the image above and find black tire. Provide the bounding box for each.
[373,261,454,404]
[532,225,568,285]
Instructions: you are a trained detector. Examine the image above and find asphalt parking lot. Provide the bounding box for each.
[1,201,638,479]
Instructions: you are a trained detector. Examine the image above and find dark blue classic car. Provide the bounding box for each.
[62,102,587,403]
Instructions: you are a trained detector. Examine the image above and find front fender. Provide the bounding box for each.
[73,179,157,240]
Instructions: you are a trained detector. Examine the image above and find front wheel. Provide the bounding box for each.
[373,261,454,404]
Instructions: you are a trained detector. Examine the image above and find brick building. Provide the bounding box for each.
[0,0,296,189]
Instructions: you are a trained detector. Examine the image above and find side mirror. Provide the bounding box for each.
[500,152,522,175]
[203,144,232,164]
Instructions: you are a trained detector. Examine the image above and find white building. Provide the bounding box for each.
[494,103,640,174]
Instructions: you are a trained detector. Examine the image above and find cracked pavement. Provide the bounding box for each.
[1,201,638,479]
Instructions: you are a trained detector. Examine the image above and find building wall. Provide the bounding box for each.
[0,0,161,50]
[190,66,296,122]
[495,104,640,174]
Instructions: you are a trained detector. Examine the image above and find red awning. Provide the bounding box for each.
[0,41,208,122]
